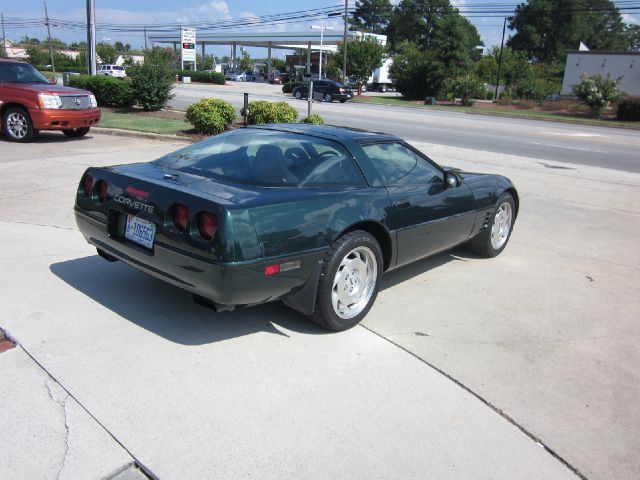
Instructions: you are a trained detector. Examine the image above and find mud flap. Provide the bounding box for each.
[282,260,322,316]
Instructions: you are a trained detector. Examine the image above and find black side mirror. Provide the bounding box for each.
[445,171,460,188]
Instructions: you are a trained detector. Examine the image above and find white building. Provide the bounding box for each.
[561,51,640,96]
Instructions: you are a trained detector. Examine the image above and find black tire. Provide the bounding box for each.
[339,99,347,103]
[468,192,516,258]
[3,107,38,142]
[62,127,91,138]
[295,90,302,100]
[361,85,367,93]
[324,93,333,102]
[310,230,383,331]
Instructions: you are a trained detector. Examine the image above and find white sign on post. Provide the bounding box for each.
[181,27,196,68]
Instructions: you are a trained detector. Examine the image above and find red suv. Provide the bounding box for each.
[0,59,101,142]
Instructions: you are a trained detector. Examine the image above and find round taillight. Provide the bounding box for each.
[97,180,108,202]
[83,175,93,196]
[198,212,218,241]
[172,204,189,231]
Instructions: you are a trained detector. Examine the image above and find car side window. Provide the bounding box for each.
[362,142,443,186]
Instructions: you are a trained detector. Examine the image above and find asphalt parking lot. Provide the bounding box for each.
[0,129,638,480]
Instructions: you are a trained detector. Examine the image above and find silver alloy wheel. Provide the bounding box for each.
[491,202,513,250]
[6,112,28,139]
[324,93,332,102]
[331,246,377,319]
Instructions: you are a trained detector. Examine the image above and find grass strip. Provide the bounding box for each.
[352,96,640,130]
[99,110,191,135]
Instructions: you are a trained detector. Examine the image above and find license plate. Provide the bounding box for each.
[124,214,156,250]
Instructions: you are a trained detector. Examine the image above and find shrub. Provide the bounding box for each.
[616,97,640,121]
[388,43,447,100]
[245,101,297,124]
[174,70,225,84]
[513,77,554,103]
[300,113,324,125]
[282,81,306,94]
[572,74,623,118]
[445,76,484,106]
[67,75,134,107]
[128,50,175,111]
[185,98,235,135]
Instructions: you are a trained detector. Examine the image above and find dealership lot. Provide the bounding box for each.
[0,130,638,479]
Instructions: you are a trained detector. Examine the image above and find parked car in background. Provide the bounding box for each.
[270,73,292,84]
[74,124,518,331]
[225,70,254,82]
[0,59,100,142]
[292,80,354,103]
[97,64,126,78]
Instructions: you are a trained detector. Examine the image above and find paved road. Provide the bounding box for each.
[1,132,638,479]
[171,82,640,173]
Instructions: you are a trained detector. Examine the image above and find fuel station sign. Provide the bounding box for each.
[181,27,196,64]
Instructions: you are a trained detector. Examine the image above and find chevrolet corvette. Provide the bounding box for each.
[75,124,518,331]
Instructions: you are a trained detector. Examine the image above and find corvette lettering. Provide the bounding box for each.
[113,194,155,213]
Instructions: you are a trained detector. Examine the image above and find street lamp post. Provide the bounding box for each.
[311,24,334,80]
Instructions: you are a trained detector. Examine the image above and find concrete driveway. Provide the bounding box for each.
[0,129,638,479]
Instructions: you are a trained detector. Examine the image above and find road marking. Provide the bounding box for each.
[528,141,608,153]
[540,131,607,138]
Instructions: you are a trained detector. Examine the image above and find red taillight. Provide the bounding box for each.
[172,204,189,231]
[97,180,108,202]
[339,88,345,93]
[264,264,280,276]
[83,175,93,196]
[198,212,218,241]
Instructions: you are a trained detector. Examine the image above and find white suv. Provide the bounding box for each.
[97,64,126,78]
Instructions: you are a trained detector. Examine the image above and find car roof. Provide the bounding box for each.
[249,124,401,143]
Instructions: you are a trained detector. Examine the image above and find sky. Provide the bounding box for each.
[2,0,638,58]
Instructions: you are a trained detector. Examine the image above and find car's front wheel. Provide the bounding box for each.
[3,107,38,142]
[62,127,91,138]
[468,192,516,257]
[310,230,382,331]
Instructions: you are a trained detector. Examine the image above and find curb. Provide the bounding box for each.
[91,127,193,143]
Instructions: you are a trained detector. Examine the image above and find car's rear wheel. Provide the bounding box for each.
[3,107,38,142]
[324,93,333,102]
[295,90,302,100]
[62,127,91,138]
[339,99,347,103]
[468,192,515,257]
[310,230,382,331]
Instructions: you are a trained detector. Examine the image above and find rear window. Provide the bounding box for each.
[113,66,124,71]
[154,130,364,188]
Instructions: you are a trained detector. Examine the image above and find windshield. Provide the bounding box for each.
[154,130,364,188]
[0,62,50,84]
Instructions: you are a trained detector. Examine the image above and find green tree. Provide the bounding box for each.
[475,55,499,84]
[387,0,455,52]
[128,48,175,111]
[350,0,393,34]
[21,36,41,45]
[572,73,623,117]
[489,46,532,89]
[238,50,251,71]
[445,76,485,105]
[26,46,48,65]
[336,35,384,93]
[626,24,640,51]
[96,43,118,64]
[508,0,627,63]
[388,41,447,99]
[70,41,87,51]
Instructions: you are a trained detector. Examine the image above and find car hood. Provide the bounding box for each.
[9,83,91,95]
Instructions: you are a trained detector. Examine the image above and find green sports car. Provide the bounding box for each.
[75,124,518,331]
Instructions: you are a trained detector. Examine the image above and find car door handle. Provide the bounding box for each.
[395,200,411,209]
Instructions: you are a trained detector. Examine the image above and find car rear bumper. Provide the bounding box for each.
[74,208,322,309]
[30,108,101,130]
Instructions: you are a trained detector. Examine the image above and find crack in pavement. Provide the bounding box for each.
[358,323,588,480]
[45,379,71,480]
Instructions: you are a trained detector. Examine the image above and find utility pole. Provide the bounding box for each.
[86,0,96,75]
[342,0,348,83]
[144,27,147,50]
[1,13,7,57]
[494,17,507,101]
[44,1,55,72]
